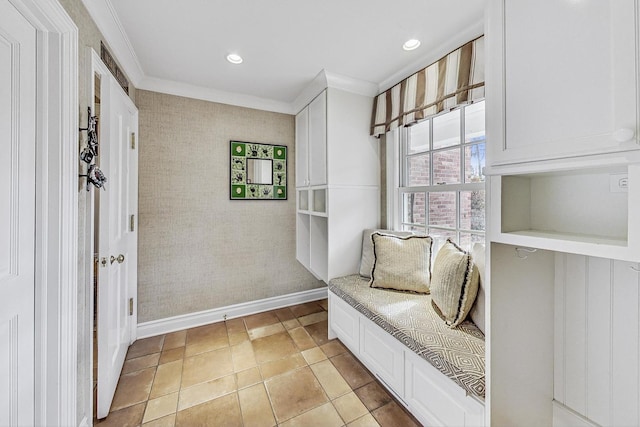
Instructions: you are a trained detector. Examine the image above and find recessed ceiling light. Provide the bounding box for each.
[226,53,243,64]
[402,39,421,51]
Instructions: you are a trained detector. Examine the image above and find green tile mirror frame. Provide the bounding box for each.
[230,141,287,200]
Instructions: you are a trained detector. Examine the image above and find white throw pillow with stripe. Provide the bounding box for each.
[369,233,432,294]
[431,239,480,328]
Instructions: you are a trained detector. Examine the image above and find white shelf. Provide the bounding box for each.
[490,164,640,262]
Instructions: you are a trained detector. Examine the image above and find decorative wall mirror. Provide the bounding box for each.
[230,141,287,200]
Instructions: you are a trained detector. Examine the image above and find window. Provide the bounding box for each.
[398,101,485,250]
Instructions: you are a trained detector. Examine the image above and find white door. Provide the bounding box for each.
[96,73,139,419]
[0,1,36,425]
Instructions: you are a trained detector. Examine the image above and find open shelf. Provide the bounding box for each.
[490,164,639,261]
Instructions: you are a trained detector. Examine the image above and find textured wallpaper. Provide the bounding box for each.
[137,90,324,323]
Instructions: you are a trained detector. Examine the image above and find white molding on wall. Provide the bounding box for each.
[292,70,379,114]
[137,75,294,114]
[80,0,144,85]
[552,401,599,427]
[78,0,383,115]
[11,0,79,425]
[137,287,329,339]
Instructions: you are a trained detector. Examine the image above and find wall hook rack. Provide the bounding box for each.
[515,247,538,259]
[78,106,106,191]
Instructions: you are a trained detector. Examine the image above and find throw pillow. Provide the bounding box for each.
[359,229,413,278]
[369,233,432,294]
[469,243,486,334]
[431,239,480,328]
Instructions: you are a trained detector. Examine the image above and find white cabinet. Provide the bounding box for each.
[295,87,380,282]
[328,291,486,427]
[296,92,327,188]
[486,0,640,168]
[295,107,309,187]
[308,92,327,186]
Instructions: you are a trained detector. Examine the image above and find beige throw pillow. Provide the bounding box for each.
[431,239,480,328]
[369,233,432,294]
[359,229,413,278]
[469,243,486,334]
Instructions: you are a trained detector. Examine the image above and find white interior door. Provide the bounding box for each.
[96,71,139,419]
[0,1,36,425]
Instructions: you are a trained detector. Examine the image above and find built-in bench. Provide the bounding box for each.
[327,239,486,427]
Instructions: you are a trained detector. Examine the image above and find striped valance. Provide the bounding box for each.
[371,36,485,137]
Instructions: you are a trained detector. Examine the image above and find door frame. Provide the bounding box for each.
[8,0,79,425]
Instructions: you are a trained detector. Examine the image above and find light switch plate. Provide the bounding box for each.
[610,173,628,193]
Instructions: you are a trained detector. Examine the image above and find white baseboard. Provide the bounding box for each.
[137,287,328,339]
[552,400,599,427]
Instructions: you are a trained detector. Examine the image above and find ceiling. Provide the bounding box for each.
[85,0,484,113]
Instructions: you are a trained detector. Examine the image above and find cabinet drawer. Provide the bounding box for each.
[405,351,484,427]
[359,316,404,396]
[328,293,359,353]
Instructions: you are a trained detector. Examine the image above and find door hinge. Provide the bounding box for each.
[129,298,134,316]
[130,214,135,232]
[131,132,136,149]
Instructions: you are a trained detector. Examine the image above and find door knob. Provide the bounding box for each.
[110,254,125,264]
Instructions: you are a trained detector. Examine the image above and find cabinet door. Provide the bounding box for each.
[308,91,327,186]
[488,0,639,166]
[295,107,309,187]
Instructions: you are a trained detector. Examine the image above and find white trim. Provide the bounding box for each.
[292,69,379,114]
[385,129,400,230]
[552,400,599,427]
[9,0,79,425]
[80,0,144,85]
[137,287,328,339]
[138,75,293,114]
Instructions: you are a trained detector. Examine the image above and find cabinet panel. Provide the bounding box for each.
[308,91,327,186]
[359,317,404,395]
[328,293,359,353]
[295,108,309,187]
[296,213,310,269]
[405,351,484,427]
[488,0,639,166]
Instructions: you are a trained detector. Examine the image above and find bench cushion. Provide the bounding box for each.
[329,274,485,399]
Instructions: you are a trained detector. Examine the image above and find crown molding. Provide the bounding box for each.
[138,76,294,114]
[81,0,482,114]
[81,0,144,85]
[292,69,379,113]
[377,20,484,93]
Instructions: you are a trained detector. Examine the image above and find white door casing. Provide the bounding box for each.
[94,53,139,419]
[0,0,79,425]
[0,2,36,425]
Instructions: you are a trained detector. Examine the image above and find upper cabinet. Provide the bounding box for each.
[296,91,327,188]
[486,0,640,169]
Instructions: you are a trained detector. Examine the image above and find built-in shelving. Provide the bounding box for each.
[295,87,380,283]
[490,163,639,262]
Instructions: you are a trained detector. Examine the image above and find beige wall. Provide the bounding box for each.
[136,90,323,323]
[57,0,137,423]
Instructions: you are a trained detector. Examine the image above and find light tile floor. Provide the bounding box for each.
[95,299,421,427]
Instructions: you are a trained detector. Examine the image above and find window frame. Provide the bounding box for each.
[395,101,486,248]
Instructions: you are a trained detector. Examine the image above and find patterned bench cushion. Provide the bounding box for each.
[329,274,485,399]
